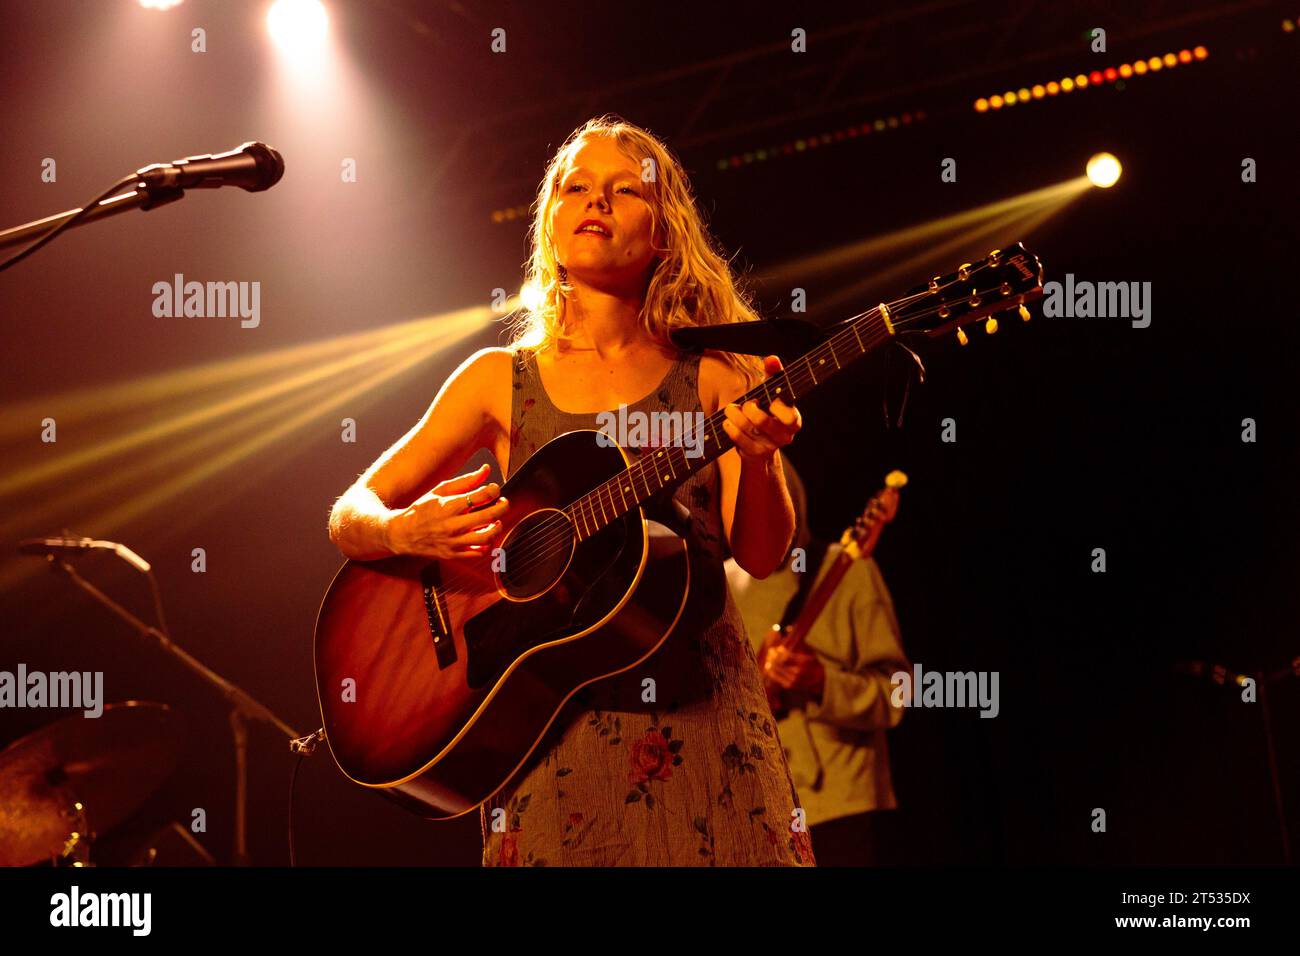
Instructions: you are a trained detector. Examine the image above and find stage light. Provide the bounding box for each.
[519,283,545,314]
[1087,152,1122,188]
[267,0,329,55]
[0,306,492,592]
[792,186,1084,319]
[761,175,1091,298]
[973,44,1209,113]
[139,0,184,8]
[706,108,926,173]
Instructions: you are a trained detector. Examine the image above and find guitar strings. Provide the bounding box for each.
[565,254,1031,539]
[459,320,896,583]
[439,260,1022,590]
[429,258,1027,595]
[490,257,1017,576]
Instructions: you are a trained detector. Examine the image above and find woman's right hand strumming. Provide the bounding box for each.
[384,463,509,560]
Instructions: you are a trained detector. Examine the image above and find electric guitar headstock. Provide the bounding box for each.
[841,470,907,560]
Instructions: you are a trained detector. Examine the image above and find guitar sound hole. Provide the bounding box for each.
[497,508,575,599]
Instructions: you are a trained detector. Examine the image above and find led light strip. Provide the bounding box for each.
[974,46,1208,112]
[713,110,927,172]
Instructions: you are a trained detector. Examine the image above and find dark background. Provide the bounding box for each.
[1,0,1296,866]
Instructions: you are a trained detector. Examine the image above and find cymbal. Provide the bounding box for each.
[0,701,183,866]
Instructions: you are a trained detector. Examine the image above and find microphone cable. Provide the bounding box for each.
[0,172,137,273]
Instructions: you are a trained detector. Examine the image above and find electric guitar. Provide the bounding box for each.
[313,243,1043,819]
[758,469,907,718]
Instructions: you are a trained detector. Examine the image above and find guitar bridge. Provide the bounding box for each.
[419,563,457,669]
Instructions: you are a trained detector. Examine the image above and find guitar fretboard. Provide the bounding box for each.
[564,304,895,541]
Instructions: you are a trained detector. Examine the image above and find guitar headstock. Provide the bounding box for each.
[888,242,1044,345]
[842,470,907,557]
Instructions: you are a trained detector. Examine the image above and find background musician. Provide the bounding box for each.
[726,454,910,865]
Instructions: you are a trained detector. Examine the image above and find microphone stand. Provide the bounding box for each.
[1258,661,1295,865]
[0,182,184,251]
[1,143,282,257]
[49,556,301,866]
[1181,655,1297,865]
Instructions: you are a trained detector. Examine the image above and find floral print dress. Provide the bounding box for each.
[478,348,815,866]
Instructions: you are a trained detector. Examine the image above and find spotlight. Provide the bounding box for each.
[139,0,185,8]
[267,0,329,55]
[519,283,545,314]
[1086,152,1122,188]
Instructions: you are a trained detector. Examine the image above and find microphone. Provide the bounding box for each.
[19,536,152,573]
[135,142,285,193]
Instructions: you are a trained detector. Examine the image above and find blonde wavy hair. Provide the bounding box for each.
[507,115,764,384]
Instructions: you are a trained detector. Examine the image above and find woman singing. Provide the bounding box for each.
[328,115,812,866]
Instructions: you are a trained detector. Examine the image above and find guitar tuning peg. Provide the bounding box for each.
[957,328,969,346]
[1019,304,1031,322]
[985,317,998,334]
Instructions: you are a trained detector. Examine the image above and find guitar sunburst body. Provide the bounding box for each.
[314,431,690,819]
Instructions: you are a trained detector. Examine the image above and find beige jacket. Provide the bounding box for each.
[725,546,909,827]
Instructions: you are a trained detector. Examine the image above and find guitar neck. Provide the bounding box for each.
[784,549,859,646]
[565,240,1044,540]
[566,305,896,541]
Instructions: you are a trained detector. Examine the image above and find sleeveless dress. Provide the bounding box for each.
[478,347,816,867]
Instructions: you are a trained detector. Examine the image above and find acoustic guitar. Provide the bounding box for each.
[313,243,1043,819]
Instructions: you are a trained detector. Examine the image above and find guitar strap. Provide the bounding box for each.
[778,536,830,629]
